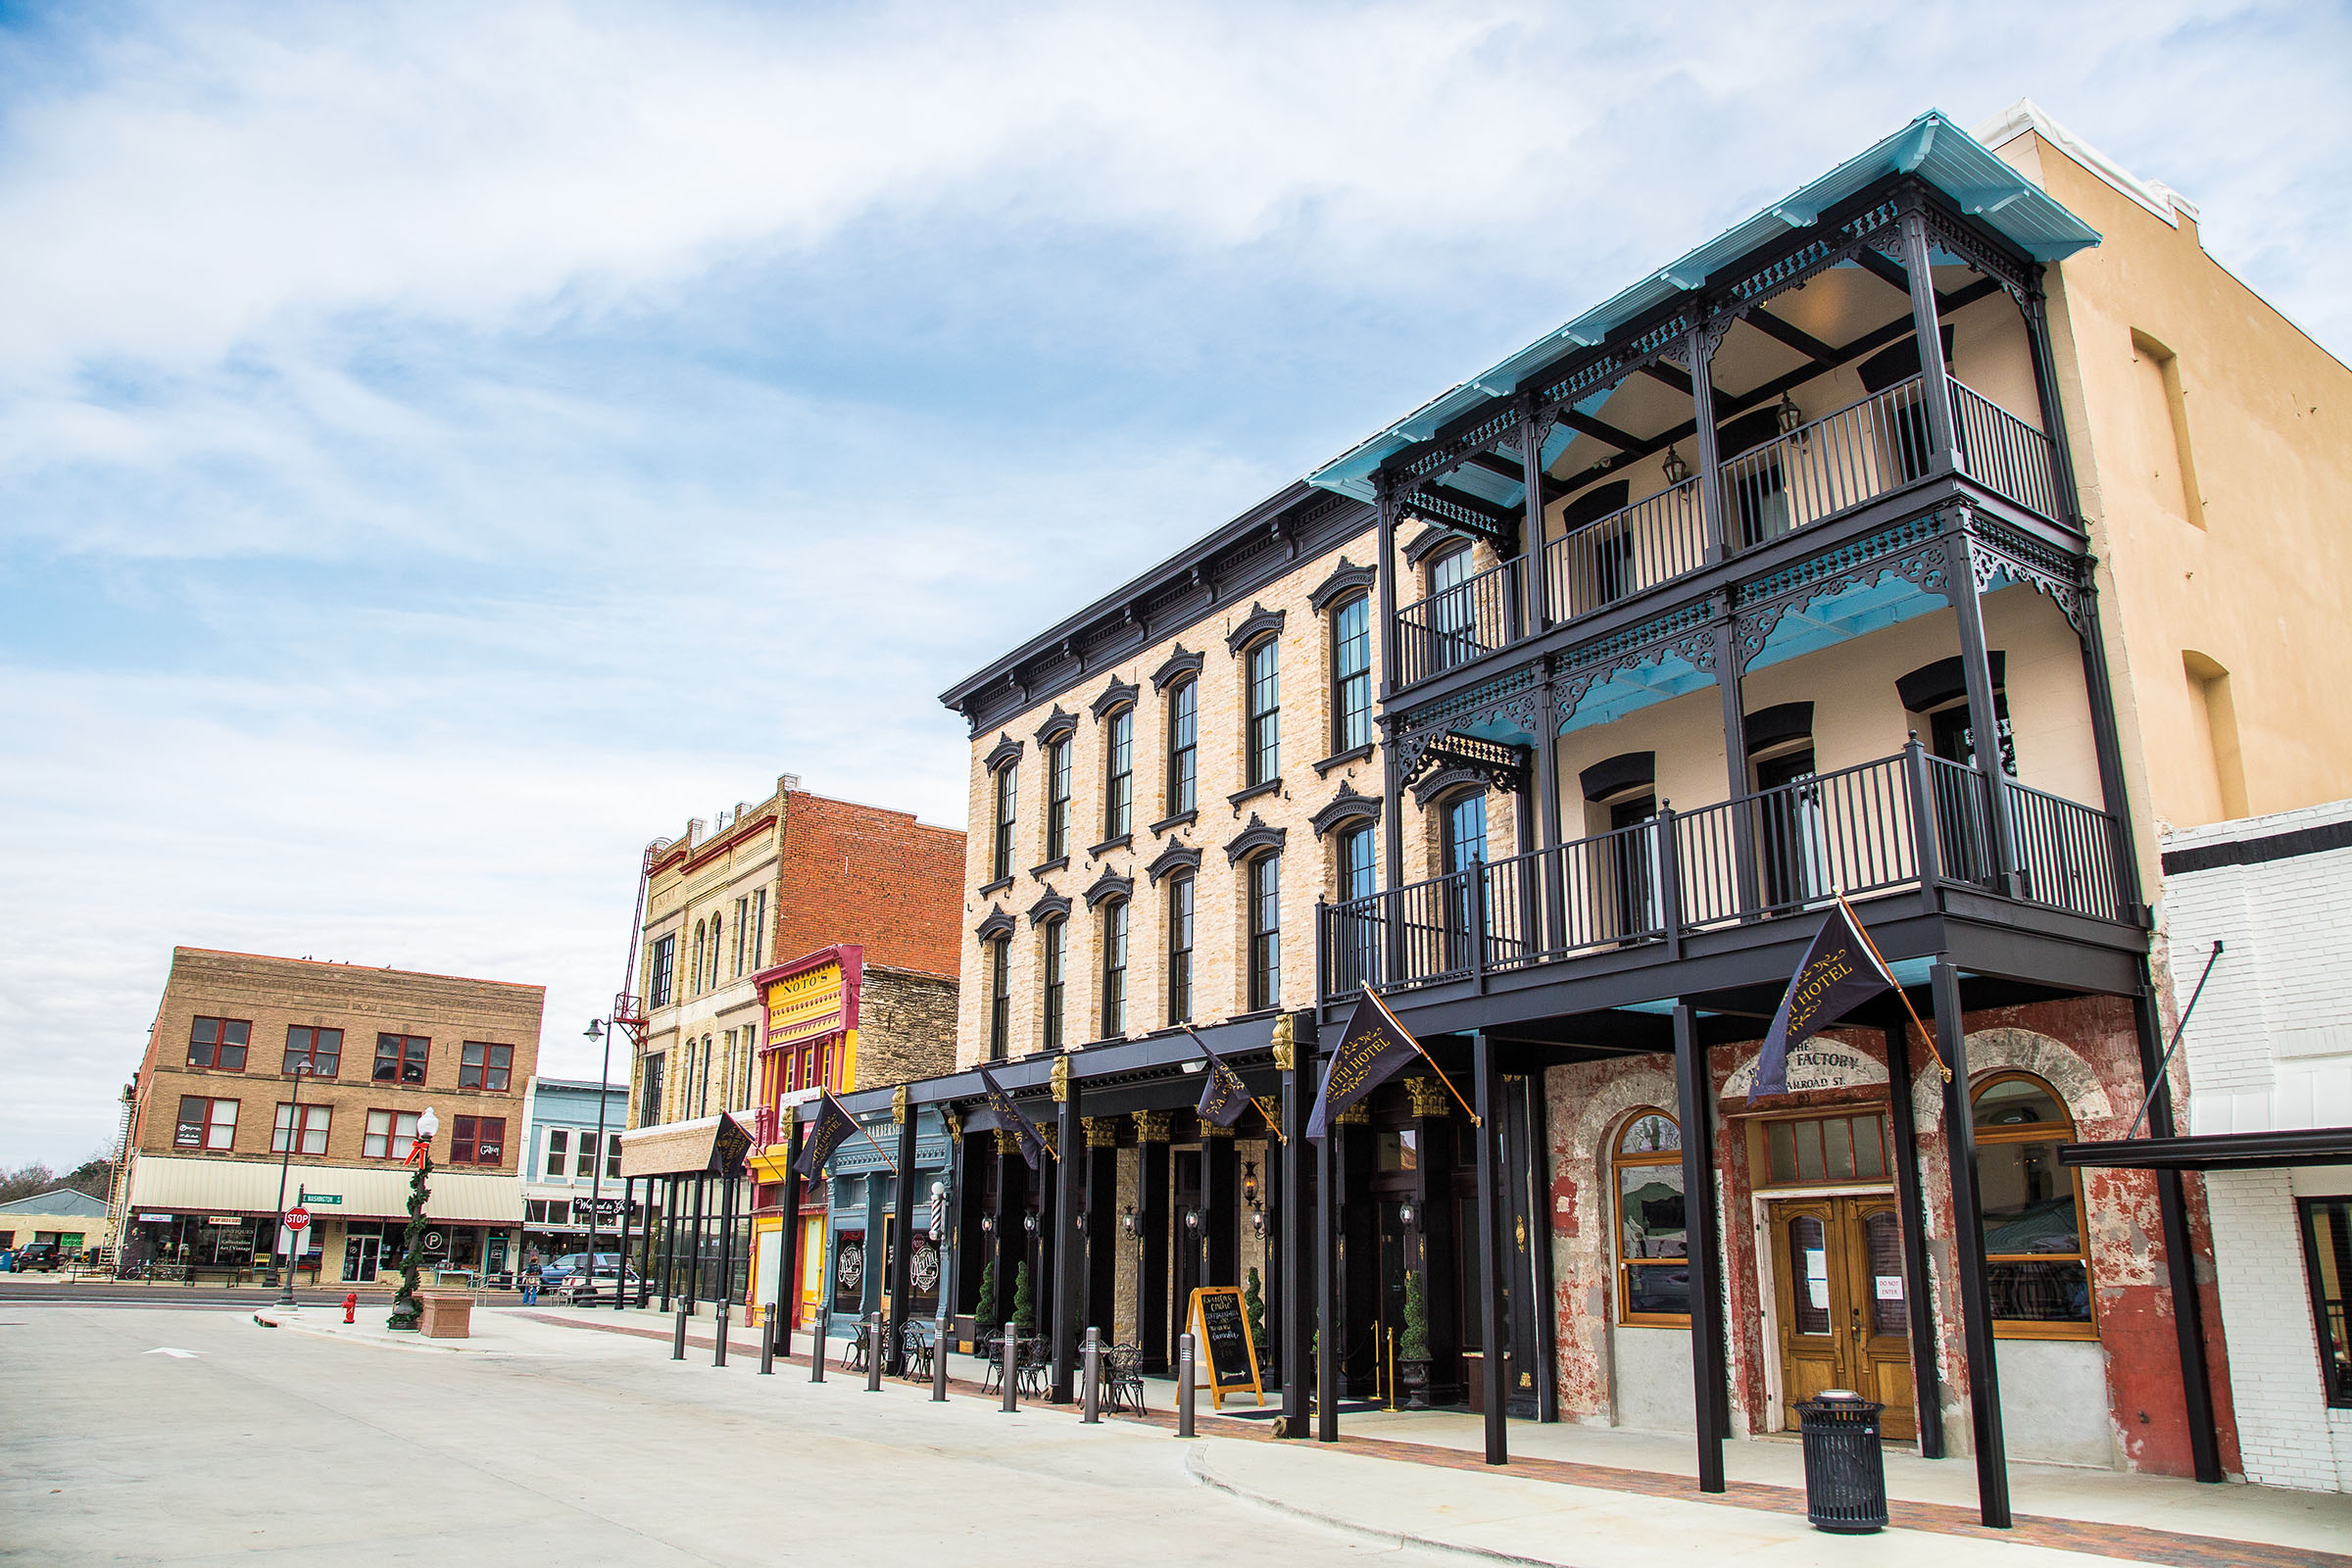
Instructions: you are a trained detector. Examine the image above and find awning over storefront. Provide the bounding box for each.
[619,1112,755,1179]
[2057,1126,2352,1171]
[126,1155,520,1222]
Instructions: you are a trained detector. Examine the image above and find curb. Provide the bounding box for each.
[249,1309,519,1355]
[1183,1445,1582,1568]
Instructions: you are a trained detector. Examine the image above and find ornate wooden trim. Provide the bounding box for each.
[1404,1075,1452,1118]
[1402,524,1473,569]
[1223,813,1289,865]
[981,733,1023,774]
[1307,558,1377,613]
[1309,781,1383,839]
[1151,645,1204,692]
[1082,867,1134,909]
[1089,676,1140,719]
[1084,1115,1119,1149]
[1134,1109,1172,1143]
[1025,890,1073,927]
[1224,602,1286,657]
[973,906,1015,943]
[1033,706,1077,747]
[1144,842,1202,886]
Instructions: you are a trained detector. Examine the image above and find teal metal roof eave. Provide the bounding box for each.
[1305,110,2100,503]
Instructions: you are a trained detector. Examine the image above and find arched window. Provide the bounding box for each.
[987,936,1012,1061]
[1104,707,1134,840]
[1101,900,1129,1038]
[1247,853,1281,1010]
[709,913,722,990]
[1041,917,1068,1052]
[1331,595,1372,753]
[691,920,706,993]
[992,760,1018,883]
[1166,873,1195,1024]
[1167,679,1198,815]
[1971,1072,2095,1336]
[1245,638,1281,786]
[1428,545,1476,671]
[1614,1108,1690,1325]
[1046,736,1073,861]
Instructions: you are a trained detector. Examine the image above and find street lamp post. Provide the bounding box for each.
[387,1106,440,1332]
[272,1059,316,1306]
[586,1018,613,1298]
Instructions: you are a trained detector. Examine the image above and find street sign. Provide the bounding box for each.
[285,1208,310,1231]
[301,1194,342,1205]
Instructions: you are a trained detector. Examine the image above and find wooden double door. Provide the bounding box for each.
[1767,1195,1915,1440]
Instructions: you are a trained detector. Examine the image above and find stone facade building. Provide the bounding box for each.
[121,948,543,1285]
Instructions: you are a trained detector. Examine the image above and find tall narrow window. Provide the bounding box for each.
[993,762,1018,882]
[708,915,721,990]
[1105,708,1134,839]
[1248,854,1281,1010]
[1167,874,1195,1023]
[2300,1198,2352,1409]
[750,888,765,969]
[691,919,706,993]
[1046,737,1072,861]
[1429,546,1476,671]
[1247,639,1280,785]
[1340,823,1378,902]
[640,1054,664,1125]
[1168,678,1198,814]
[1614,1109,1689,1324]
[988,936,1012,1061]
[545,1127,570,1178]
[1042,919,1068,1052]
[1337,822,1379,995]
[1333,596,1372,753]
[733,897,747,976]
[1102,900,1129,1037]
[1972,1073,2095,1336]
[648,933,675,1008]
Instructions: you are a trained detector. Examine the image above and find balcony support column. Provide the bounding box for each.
[2131,981,2225,1483]
[1053,1083,1083,1400]
[1934,961,2012,1529]
[1710,599,1760,917]
[1689,322,1730,563]
[2073,572,2146,917]
[1899,212,1960,473]
[1942,534,2022,897]
[1673,1003,1728,1492]
[1518,398,1552,635]
[2020,284,2086,525]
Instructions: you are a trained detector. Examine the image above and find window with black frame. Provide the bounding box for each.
[1167,874,1195,1024]
[1046,737,1072,861]
[1428,546,1476,671]
[1337,821,1379,993]
[1041,918,1067,1052]
[1104,707,1134,839]
[992,761,1018,883]
[1331,596,1372,753]
[2300,1198,2352,1408]
[1247,853,1280,1010]
[1246,639,1280,786]
[1101,900,1128,1037]
[1167,679,1198,815]
[988,936,1012,1061]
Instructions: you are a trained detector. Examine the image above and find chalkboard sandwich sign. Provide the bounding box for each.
[1188,1285,1265,1409]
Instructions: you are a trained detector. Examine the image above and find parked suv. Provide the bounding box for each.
[11,1243,65,1272]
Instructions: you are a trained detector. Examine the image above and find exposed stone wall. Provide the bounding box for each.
[856,966,959,1090]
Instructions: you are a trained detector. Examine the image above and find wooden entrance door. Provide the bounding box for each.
[1768,1196,1916,1440]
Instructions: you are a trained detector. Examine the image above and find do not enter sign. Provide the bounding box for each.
[285,1207,310,1231]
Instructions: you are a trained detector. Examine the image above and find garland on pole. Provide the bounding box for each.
[387,1147,433,1331]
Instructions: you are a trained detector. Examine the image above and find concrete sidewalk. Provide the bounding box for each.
[459,1304,2352,1567]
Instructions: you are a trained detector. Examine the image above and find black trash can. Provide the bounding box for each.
[1794,1390,1887,1533]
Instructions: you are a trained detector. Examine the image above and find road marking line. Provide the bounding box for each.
[145,1347,199,1357]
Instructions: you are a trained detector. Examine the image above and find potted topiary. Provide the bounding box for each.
[1011,1259,1036,1335]
[967,1255,998,1352]
[1397,1269,1432,1409]
[1244,1266,1267,1360]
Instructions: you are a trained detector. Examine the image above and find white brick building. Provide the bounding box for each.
[2160,799,2352,1492]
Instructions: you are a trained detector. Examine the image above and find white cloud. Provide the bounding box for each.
[1,0,2345,1164]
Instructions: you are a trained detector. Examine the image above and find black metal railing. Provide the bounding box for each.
[1949,378,2061,521]
[1542,478,1708,624]
[1317,745,2125,1001]
[1720,378,1935,550]
[1395,556,1524,687]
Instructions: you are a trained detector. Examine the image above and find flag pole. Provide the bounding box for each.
[1833,891,1952,1084]
[1365,986,1482,1126]
[834,1093,903,1175]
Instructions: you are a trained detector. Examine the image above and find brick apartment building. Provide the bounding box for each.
[615,776,963,1325]
[121,948,544,1285]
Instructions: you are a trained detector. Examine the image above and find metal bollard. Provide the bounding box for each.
[672,1300,688,1360]
[810,1301,829,1383]
[1081,1325,1102,1424]
[714,1299,730,1368]
[759,1306,775,1376]
[1176,1332,1196,1438]
[865,1311,884,1392]
[931,1315,950,1401]
[1000,1320,1019,1413]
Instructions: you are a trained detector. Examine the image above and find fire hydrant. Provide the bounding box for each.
[343,1293,358,1324]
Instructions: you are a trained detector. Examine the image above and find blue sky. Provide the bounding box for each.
[2,1,2346,1166]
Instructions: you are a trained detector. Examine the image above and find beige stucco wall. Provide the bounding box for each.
[1996,130,2352,855]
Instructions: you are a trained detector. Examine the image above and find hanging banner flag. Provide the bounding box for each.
[1748,898,1896,1103]
[1188,1029,1251,1129]
[976,1064,1052,1170]
[791,1090,858,1177]
[1307,991,1423,1139]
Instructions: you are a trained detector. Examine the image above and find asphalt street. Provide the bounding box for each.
[0,1303,1449,1566]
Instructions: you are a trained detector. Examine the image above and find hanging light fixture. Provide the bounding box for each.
[1120,1205,1139,1238]
[1777,391,1805,438]
[1660,444,1690,485]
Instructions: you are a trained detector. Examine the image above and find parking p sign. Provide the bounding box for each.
[285,1207,310,1231]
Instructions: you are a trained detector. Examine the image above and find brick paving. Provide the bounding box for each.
[520,1310,2348,1568]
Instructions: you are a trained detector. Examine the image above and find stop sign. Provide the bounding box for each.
[285,1207,310,1231]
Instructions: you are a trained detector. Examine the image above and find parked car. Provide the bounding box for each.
[539,1252,640,1294]
[565,1261,644,1303]
[11,1243,64,1273]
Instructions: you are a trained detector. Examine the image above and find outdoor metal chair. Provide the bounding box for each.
[977,1331,1004,1395]
[1105,1345,1147,1414]
[1016,1337,1051,1398]
[901,1320,934,1382]
[844,1320,871,1373]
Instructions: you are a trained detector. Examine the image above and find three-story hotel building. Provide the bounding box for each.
[828,103,2352,1518]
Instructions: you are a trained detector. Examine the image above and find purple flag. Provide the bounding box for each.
[1749,900,1895,1102]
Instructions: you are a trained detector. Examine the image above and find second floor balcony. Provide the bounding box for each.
[1317,740,2133,1010]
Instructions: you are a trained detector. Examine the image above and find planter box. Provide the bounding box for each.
[418,1292,474,1340]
